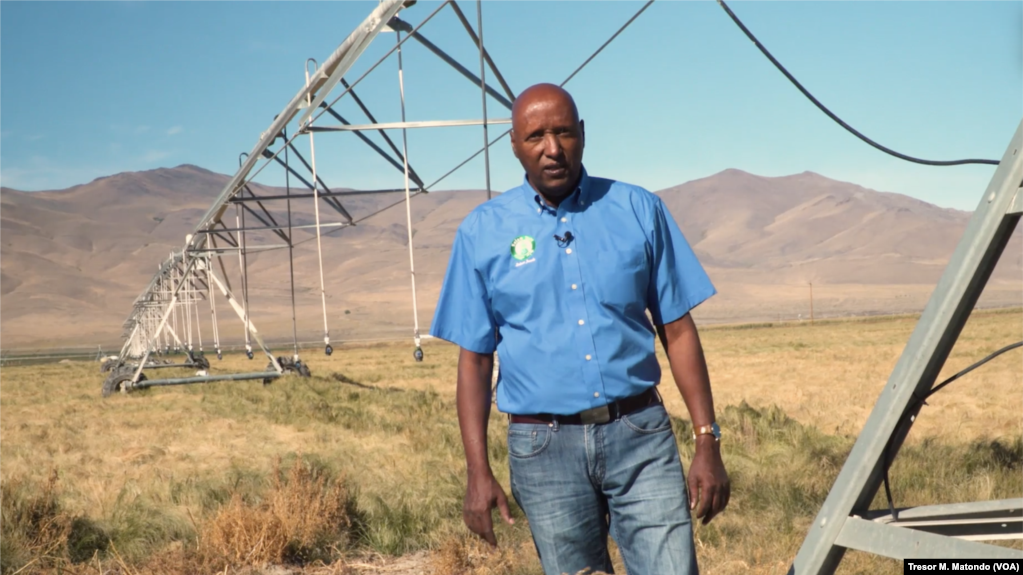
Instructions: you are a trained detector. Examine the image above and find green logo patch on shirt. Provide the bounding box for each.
[510,235,536,261]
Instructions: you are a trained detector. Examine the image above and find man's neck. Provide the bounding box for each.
[529,174,582,208]
[537,190,569,208]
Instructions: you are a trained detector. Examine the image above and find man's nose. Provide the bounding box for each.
[542,133,563,157]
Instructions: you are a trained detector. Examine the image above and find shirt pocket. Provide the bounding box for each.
[589,246,649,311]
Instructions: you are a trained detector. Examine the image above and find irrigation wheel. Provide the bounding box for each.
[102,367,147,398]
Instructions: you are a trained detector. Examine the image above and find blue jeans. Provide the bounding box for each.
[507,403,698,575]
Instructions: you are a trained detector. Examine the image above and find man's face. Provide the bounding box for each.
[511,88,585,201]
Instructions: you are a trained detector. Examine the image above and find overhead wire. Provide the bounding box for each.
[716,0,1000,167]
[716,0,1023,519]
[718,0,1012,518]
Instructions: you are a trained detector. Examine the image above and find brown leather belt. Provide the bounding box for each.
[509,387,661,426]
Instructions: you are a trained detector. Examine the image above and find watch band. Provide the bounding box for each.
[693,422,720,441]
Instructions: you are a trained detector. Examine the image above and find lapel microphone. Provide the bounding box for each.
[554,231,574,245]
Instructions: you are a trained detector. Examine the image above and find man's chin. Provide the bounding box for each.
[536,177,574,198]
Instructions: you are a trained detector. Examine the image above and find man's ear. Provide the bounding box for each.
[509,131,519,160]
[579,120,585,149]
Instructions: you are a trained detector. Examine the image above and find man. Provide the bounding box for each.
[431,83,729,575]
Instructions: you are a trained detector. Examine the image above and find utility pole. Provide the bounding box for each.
[809,282,815,325]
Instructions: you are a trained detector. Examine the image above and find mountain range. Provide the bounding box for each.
[2,165,1019,349]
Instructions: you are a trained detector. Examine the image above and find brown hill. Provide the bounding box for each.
[659,169,992,284]
[1,165,1019,349]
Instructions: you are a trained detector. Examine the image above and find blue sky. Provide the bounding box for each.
[1,1,1019,210]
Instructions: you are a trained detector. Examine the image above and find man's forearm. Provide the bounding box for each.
[659,313,730,522]
[456,348,496,477]
[657,314,717,429]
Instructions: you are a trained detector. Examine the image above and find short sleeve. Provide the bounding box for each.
[646,198,716,325]
[430,212,497,353]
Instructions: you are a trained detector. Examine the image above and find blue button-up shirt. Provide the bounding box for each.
[430,168,715,415]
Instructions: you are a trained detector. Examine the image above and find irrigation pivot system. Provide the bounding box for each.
[103,0,1021,568]
[102,0,655,396]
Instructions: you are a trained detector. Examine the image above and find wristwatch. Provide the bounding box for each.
[693,422,721,442]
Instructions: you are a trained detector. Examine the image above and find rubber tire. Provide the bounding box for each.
[194,355,210,370]
[102,369,147,398]
[296,362,311,378]
[100,359,118,373]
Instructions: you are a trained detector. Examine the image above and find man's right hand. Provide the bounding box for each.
[463,471,515,546]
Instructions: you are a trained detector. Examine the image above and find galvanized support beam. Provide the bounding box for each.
[864,499,1023,522]
[279,141,353,222]
[307,118,510,132]
[449,0,516,104]
[1008,187,1023,215]
[296,0,410,127]
[834,518,1022,560]
[318,100,426,188]
[198,223,349,234]
[386,17,513,111]
[790,121,1023,573]
[862,499,1023,541]
[227,188,418,202]
[206,267,282,373]
[134,371,281,389]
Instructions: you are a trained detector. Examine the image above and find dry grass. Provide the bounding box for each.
[198,457,357,569]
[1,308,1020,574]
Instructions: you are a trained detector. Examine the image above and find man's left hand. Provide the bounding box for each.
[687,436,730,524]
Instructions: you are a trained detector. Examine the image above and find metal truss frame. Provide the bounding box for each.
[790,121,1023,572]
[109,0,655,392]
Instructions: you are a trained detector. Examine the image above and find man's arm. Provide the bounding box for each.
[457,347,514,545]
[656,313,730,524]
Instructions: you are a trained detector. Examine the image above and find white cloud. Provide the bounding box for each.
[135,125,151,134]
[140,150,172,163]
[167,126,183,136]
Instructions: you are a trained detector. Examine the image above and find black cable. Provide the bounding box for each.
[716,0,1000,167]
[881,340,1023,519]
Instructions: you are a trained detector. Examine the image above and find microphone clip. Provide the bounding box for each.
[554,231,574,246]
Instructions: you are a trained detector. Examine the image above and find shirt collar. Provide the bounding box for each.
[524,166,591,215]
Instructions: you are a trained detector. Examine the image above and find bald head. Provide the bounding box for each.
[510,84,585,203]
[512,84,580,131]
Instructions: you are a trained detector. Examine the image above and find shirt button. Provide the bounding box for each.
[561,217,567,223]
[537,208,541,213]
[585,354,592,361]
[566,248,572,254]
[594,392,600,398]
[578,319,585,325]
[571,284,577,290]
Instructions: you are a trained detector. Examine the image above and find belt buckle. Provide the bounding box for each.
[579,404,611,425]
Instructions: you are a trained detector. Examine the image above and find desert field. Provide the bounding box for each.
[1,309,1020,574]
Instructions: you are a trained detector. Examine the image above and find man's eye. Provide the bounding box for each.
[526,135,542,142]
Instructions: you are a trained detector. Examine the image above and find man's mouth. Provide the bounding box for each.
[542,165,567,178]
